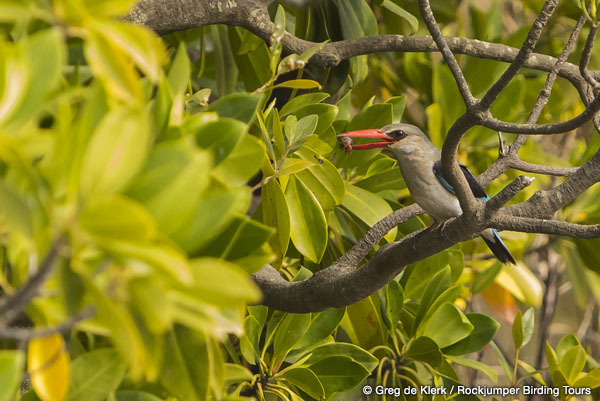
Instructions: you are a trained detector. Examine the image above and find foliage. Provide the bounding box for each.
[0,0,599,401]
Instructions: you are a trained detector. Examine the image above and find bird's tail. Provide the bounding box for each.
[480,228,516,264]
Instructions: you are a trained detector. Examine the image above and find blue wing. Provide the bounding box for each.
[432,161,489,201]
[432,161,515,264]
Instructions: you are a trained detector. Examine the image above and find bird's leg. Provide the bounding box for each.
[438,217,456,236]
[412,222,440,251]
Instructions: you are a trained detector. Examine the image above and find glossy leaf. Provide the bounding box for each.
[308,356,370,395]
[0,350,24,401]
[286,175,328,263]
[28,334,70,401]
[417,303,474,348]
[405,337,443,367]
[273,313,311,366]
[78,195,157,241]
[294,307,346,350]
[67,349,126,401]
[443,313,500,356]
[295,147,345,211]
[261,179,291,260]
[189,258,261,307]
[447,355,498,384]
[341,183,396,242]
[80,107,151,196]
[304,343,378,372]
[279,367,325,400]
[195,118,246,164]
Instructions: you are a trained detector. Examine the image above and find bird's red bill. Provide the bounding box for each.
[337,129,395,151]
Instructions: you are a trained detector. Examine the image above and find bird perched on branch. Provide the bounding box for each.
[338,123,515,264]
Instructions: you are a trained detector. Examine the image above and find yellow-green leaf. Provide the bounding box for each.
[285,175,327,263]
[80,108,151,197]
[28,334,70,401]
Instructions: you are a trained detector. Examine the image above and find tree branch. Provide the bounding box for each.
[0,236,66,325]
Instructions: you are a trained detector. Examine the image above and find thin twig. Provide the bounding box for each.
[417,0,475,106]
[0,236,66,325]
[0,307,94,341]
[479,0,559,110]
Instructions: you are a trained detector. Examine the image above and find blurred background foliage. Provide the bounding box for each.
[0,0,599,400]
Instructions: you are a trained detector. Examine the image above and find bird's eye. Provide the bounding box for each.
[390,129,407,139]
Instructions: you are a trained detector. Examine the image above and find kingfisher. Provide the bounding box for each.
[338,123,515,264]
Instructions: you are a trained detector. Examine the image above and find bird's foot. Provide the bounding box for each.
[438,217,456,236]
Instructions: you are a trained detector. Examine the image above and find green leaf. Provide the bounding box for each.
[295,147,345,211]
[68,349,126,401]
[279,93,330,117]
[273,313,311,365]
[161,327,223,401]
[385,94,407,123]
[0,350,24,401]
[0,28,65,129]
[293,103,338,135]
[240,315,260,365]
[308,356,370,395]
[198,215,273,266]
[0,181,33,242]
[341,183,397,242]
[211,25,238,96]
[447,355,498,384]
[213,135,265,185]
[95,21,164,83]
[262,179,291,260]
[472,263,502,294]
[208,92,262,124]
[417,303,474,348]
[512,310,524,350]
[189,258,261,307]
[273,79,322,90]
[546,341,559,370]
[491,342,513,382]
[172,188,248,254]
[443,313,500,356]
[80,107,151,196]
[79,195,157,241]
[521,307,535,348]
[114,391,163,401]
[280,368,325,400]
[405,337,443,367]
[294,307,346,350]
[556,333,580,362]
[413,266,451,333]
[276,158,315,176]
[286,175,328,263]
[194,118,246,164]
[560,345,586,384]
[168,41,191,96]
[133,145,212,237]
[381,0,419,33]
[224,363,253,384]
[304,343,378,372]
[99,240,193,284]
[85,30,142,106]
[384,280,404,329]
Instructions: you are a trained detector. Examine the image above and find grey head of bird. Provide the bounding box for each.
[337,123,436,161]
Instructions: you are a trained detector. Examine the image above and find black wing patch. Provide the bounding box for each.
[433,161,489,200]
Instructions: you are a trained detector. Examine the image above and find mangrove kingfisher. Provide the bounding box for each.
[338,123,515,264]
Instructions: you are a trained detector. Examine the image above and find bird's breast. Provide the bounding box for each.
[397,157,462,221]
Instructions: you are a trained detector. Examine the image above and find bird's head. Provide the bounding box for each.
[337,123,430,158]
